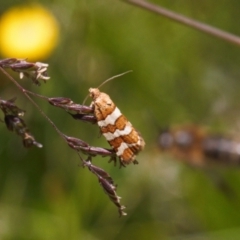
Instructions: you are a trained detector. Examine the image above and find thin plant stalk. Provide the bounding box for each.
[123,0,240,46]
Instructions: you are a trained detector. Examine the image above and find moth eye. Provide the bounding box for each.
[107,102,112,106]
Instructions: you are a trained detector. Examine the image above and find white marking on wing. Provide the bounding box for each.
[103,125,132,141]
[116,142,129,156]
[97,107,122,127]
[116,141,140,157]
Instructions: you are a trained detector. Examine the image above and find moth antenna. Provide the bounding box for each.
[82,95,90,107]
[82,70,133,105]
[96,70,133,89]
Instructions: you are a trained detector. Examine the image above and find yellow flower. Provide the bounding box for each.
[0,5,59,61]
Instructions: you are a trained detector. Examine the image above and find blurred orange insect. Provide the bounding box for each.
[158,124,240,167]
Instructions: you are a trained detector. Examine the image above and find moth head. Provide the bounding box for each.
[89,88,100,100]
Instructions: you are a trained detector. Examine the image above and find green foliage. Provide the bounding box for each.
[1,0,240,239]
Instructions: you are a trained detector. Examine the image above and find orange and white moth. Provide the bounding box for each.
[89,88,145,165]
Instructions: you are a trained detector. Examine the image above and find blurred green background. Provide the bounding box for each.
[1,0,240,239]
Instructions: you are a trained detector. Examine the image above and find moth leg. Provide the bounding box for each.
[133,159,139,164]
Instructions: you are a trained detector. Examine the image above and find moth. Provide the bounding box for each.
[89,88,145,166]
[158,124,240,167]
